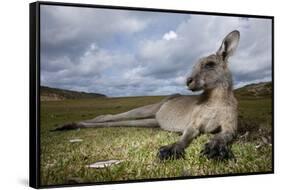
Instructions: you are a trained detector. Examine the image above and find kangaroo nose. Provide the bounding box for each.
[186,77,193,86]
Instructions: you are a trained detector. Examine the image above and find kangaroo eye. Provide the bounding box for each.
[205,61,216,69]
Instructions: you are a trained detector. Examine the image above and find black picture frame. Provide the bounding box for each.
[30,1,274,188]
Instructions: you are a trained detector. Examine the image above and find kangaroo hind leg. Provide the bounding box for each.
[51,103,161,131]
[89,103,161,123]
[89,94,181,123]
[52,94,180,131]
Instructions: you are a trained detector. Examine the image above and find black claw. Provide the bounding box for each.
[201,139,234,160]
[157,143,185,160]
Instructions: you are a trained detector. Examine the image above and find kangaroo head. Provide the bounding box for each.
[186,30,240,92]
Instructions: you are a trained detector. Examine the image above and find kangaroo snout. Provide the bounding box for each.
[186,76,200,91]
[186,77,193,86]
[186,76,197,91]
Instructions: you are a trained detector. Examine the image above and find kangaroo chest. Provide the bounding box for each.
[191,104,223,133]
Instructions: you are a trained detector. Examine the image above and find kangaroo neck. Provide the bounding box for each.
[200,85,234,104]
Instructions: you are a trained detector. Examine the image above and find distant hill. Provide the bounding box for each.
[235,81,272,98]
[40,86,106,101]
[41,82,272,101]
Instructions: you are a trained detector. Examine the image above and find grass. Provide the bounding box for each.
[40,95,272,186]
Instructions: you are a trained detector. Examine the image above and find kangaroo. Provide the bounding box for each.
[54,30,240,161]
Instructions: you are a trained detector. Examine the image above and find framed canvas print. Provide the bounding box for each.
[29,1,274,188]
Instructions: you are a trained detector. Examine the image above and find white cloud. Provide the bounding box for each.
[41,5,150,52]
[163,30,178,40]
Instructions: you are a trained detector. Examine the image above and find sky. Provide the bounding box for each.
[40,5,272,97]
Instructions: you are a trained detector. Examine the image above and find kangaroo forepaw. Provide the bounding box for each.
[201,139,234,160]
[157,143,185,160]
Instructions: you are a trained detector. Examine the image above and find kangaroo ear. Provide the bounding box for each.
[216,30,240,61]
